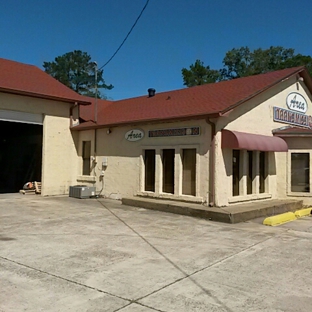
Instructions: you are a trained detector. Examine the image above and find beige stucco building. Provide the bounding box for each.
[0,58,90,195]
[74,66,312,207]
[2,57,312,208]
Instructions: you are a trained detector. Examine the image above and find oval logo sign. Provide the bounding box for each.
[125,129,144,142]
[286,92,308,114]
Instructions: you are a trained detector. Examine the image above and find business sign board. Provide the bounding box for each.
[125,129,144,141]
[273,106,312,129]
[273,92,311,128]
[286,92,308,113]
[148,127,200,138]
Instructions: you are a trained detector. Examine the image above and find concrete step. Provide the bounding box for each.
[122,197,303,224]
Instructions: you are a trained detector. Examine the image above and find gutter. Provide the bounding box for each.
[0,88,91,105]
[71,113,221,131]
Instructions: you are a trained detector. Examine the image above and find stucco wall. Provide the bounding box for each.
[0,92,79,195]
[78,119,211,202]
[42,114,79,195]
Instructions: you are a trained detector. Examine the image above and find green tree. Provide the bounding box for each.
[183,46,312,86]
[220,46,253,79]
[282,53,312,75]
[251,46,296,74]
[221,46,300,79]
[43,50,113,98]
[181,59,221,87]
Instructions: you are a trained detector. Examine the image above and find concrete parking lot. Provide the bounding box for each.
[1,194,312,312]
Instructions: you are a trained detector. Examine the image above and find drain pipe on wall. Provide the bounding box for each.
[92,62,99,194]
[93,61,98,157]
[206,118,217,207]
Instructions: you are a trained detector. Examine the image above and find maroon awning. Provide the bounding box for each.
[221,129,288,152]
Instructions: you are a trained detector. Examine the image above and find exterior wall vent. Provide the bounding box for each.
[148,88,156,97]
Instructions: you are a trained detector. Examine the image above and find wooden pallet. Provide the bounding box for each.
[19,181,41,195]
[19,189,36,195]
[35,182,41,194]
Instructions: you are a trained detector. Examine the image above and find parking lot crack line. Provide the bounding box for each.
[135,234,276,304]
[97,200,238,312]
[0,255,132,304]
[113,301,167,312]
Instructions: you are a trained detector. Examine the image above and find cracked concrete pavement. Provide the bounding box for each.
[0,194,312,311]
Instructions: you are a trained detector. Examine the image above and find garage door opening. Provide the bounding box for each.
[0,120,43,193]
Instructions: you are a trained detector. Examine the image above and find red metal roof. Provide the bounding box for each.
[75,66,308,130]
[0,58,90,105]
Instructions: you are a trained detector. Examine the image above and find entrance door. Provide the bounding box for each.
[144,149,155,192]
[162,149,175,194]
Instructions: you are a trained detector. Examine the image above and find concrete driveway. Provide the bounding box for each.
[0,194,312,312]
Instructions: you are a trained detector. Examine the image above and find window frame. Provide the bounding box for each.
[288,150,312,196]
[230,150,271,202]
[140,145,200,199]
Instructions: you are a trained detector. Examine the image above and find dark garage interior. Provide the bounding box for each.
[0,120,42,193]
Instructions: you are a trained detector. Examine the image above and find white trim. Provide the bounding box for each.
[77,175,96,183]
[287,150,311,195]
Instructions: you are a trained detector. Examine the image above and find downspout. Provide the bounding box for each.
[93,62,98,184]
[69,102,78,128]
[94,62,98,157]
[206,118,217,207]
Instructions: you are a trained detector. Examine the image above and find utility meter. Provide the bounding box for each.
[102,157,108,167]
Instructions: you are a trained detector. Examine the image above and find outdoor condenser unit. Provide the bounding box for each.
[69,185,96,199]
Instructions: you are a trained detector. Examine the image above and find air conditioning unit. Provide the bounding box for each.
[69,185,96,199]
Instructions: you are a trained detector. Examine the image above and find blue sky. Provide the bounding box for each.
[1,0,312,100]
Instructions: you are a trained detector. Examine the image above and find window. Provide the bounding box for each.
[82,141,91,175]
[142,147,197,197]
[247,151,253,194]
[291,153,310,192]
[232,150,240,196]
[259,151,266,193]
[144,150,155,192]
[162,149,175,194]
[182,149,196,196]
[232,150,268,197]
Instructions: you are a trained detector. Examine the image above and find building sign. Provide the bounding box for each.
[286,92,308,113]
[273,106,312,129]
[148,127,200,138]
[125,129,144,141]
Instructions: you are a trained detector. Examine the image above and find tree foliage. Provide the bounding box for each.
[181,60,221,87]
[43,50,113,98]
[182,46,312,87]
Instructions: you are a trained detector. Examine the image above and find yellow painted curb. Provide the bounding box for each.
[263,212,297,226]
[295,208,312,218]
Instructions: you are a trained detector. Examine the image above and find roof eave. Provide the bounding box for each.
[71,112,220,131]
[0,87,91,105]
